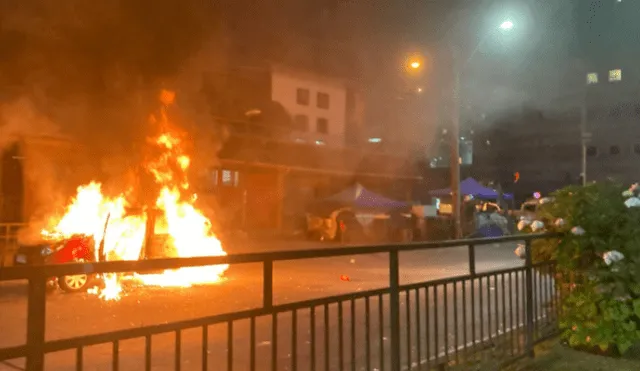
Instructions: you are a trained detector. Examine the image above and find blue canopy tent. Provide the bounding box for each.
[310,183,409,215]
[429,177,513,200]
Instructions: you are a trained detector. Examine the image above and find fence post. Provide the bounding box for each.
[468,244,476,276]
[26,272,47,371]
[263,259,273,309]
[524,239,535,358]
[0,224,7,268]
[389,249,401,371]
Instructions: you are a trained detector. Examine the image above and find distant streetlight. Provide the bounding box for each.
[244,109,262,117]
[499,20,514,31]
[368,137,382,143]
[447,20,516,238]
[398,20,516,239]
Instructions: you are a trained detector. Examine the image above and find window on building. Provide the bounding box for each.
[293,114,309,131]
[609,69,622,82]
[586,72,598,85]
[586,146,598,157]
[610,145,620,155]
[221,169,240,187]
[634,144,640,155]
[210,169,219,187]
[296,88,310,105]
[316,118,329,134]
[317,92,330,109]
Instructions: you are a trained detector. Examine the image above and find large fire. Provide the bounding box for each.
[41,91,228,300]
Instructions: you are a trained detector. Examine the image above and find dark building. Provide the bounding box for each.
[573,0,640,184]
[473,0,640,197]
[472,108,581,200]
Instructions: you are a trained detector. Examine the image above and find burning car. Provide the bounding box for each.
[13,208,172,293]
[10,90,230,300]
[14,235,95,292]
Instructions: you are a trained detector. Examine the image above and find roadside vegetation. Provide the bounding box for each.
[512,182,640,368]
[508,338,640,371]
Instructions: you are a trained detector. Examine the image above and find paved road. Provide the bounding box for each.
[0,240,556,370]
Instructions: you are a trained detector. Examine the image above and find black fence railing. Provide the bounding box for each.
[0,233,560,371]
[0,223,25,268]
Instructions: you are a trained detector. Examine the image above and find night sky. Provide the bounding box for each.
[0,1,625,147]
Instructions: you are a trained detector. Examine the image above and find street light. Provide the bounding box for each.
[400,20,515,239]
[449,19,515,238]
[499,20,514,31]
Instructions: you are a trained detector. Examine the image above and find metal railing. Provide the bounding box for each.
[0,233,560,371]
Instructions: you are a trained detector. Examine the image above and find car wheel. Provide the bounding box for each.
[58,259,92,293]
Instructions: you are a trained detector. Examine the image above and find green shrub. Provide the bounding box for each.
[521,182,640,355]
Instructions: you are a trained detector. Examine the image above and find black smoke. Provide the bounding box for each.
[0,0,220,158]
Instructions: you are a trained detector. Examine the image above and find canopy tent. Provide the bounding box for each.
[310,183,409,214]
[429,177,513,200]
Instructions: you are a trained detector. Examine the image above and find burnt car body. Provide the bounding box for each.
[14,235,95,292]
[13,207,170,293]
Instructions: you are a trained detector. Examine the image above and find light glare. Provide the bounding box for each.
[499,20,514,30]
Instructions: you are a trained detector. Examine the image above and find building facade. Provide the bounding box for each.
[197,64,423,233]
[573,0,640,184]
[472,108,581,200]
[472,0,640,196]
[209,131,422,232]
[270,65,365,147]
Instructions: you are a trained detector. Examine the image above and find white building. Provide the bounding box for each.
[270,65,363,147]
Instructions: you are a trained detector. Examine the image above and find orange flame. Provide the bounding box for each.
[42,91,228,300]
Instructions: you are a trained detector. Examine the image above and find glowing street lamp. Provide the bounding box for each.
[499,20,514,31]
[399,19,516,239]
[451,19,515,238]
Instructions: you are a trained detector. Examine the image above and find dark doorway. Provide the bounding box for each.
[1,143,24,222]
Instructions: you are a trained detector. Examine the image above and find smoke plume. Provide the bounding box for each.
[0,0,228,233]
[0,99,61,148]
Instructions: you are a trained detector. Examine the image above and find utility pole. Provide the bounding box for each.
[451,50,462,239]
[580,88,589,186]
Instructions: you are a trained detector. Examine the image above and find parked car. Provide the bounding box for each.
[512,196,555,223]
[512,200,540,222]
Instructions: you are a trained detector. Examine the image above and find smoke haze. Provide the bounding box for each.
[0,0,230,230]
[0,0,222,157]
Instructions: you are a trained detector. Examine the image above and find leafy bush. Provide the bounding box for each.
[520,182,640,355]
